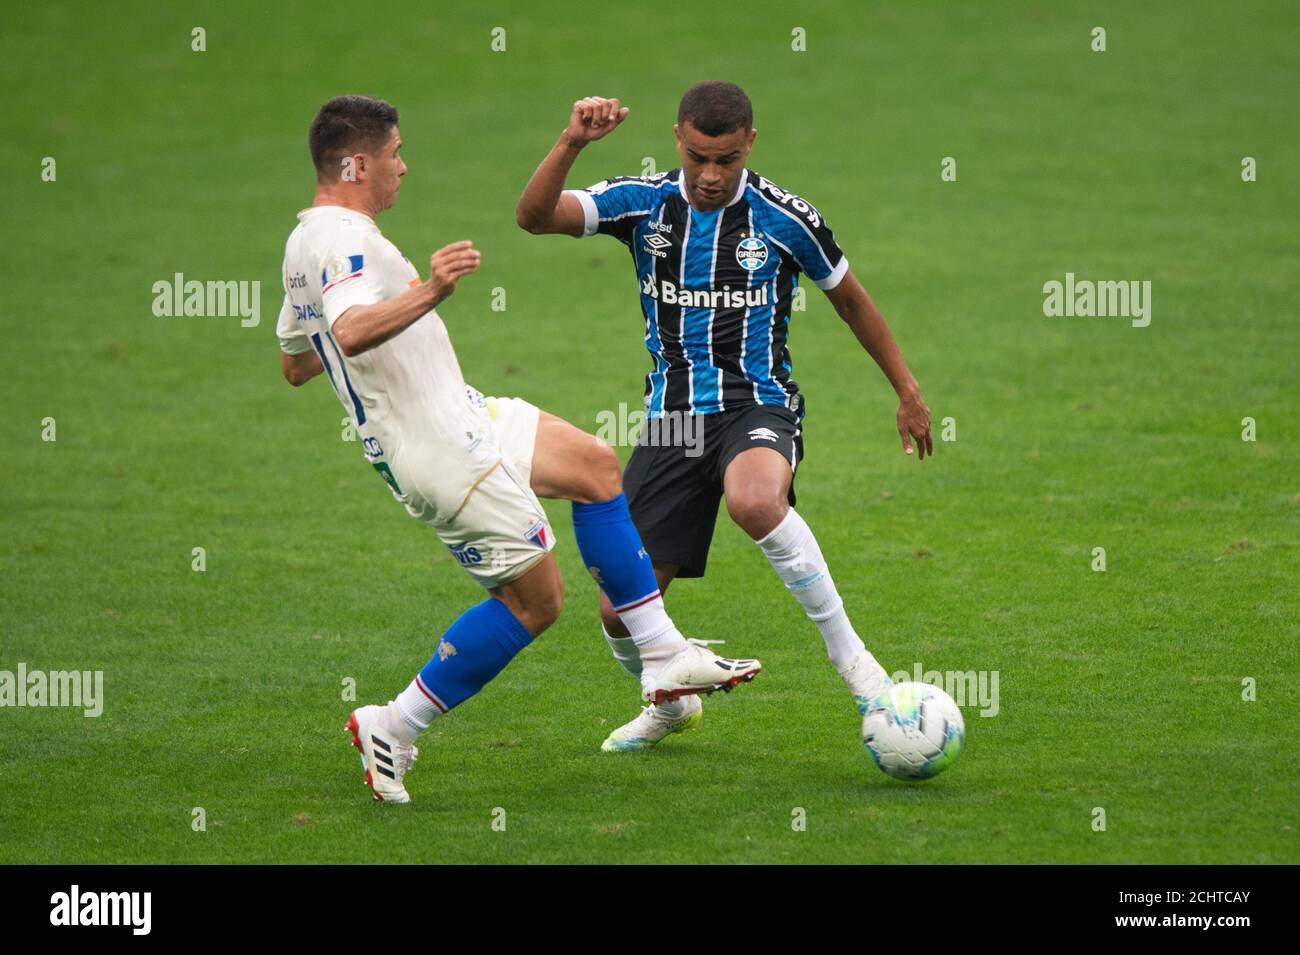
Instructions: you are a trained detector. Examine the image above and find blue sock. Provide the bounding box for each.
[415,598,533,713]
[571,493,660,611]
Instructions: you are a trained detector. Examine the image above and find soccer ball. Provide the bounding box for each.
[862,681,965,780]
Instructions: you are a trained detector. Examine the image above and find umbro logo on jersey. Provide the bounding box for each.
[642,233,672,258]
[748,427,780,442]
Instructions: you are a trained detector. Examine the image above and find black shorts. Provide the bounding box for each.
[623,403,804,578]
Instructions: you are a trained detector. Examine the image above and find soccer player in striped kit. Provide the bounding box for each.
[517,82,934,751]
[277,96,761,801]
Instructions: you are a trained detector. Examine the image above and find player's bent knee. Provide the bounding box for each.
[546,578,565,626]
[527,574,564,634]
[514,592,562,636]
[497,556,565,635]
[587,439,623,501]
[726,493,786,539]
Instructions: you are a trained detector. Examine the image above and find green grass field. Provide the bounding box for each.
[2,0,1297,864]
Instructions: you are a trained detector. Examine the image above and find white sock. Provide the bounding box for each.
[603,623,643,680]
[757,508,866,669]
[603,623,687,716]
[653,697,689,719]
[615,596,689,698]
[393,679,440,743]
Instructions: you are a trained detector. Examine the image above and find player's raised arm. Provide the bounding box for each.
[332,241,481,357]
[516,96,629,236]
[823,268,934,460]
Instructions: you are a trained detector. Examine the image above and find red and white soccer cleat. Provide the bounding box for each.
[648,644,761,705]
[346,704,419,804]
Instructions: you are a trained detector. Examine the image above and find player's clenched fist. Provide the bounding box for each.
[563,96,629,147]
[427,240,480,304]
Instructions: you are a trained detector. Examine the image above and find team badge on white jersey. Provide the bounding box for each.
[525,519,549,549]
[322,253,364,293]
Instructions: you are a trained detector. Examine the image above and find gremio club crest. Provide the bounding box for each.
[736,235,768,271]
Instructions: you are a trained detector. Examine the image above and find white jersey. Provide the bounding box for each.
[276,203,555,587]
[276,205,497,511]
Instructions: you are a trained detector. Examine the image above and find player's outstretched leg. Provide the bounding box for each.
[757,507,892,712]
[599,609,712,750]
[529,411,761,733]
[571,493,760,704]
[725,447,892,715]
[347,556,561,802]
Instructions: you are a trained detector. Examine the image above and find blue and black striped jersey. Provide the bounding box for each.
[567,168,847,419]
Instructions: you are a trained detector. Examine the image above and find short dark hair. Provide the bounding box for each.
[308,95,399,180]
[677,81,752,136]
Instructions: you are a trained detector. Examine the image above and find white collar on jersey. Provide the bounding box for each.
[678,169,749,209]
[297,204,376,224]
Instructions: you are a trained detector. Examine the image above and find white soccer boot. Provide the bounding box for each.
[601,696,704,752]
[346,704,419,804]
[838,650,893,715]
[647,644,761,705]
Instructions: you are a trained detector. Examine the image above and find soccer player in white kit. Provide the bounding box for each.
[277,96,761,803]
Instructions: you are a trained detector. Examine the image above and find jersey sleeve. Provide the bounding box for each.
[564,176,662,244]
[319,229,386,326]
[754,179,849,290]
[275,293,313,355]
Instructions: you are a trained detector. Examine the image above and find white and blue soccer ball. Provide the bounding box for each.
[862,681,965,780]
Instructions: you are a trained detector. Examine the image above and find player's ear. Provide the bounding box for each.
[673,124,685,157]
[747,127,757,151]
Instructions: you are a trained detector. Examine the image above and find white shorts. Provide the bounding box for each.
[391,393,556,589]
